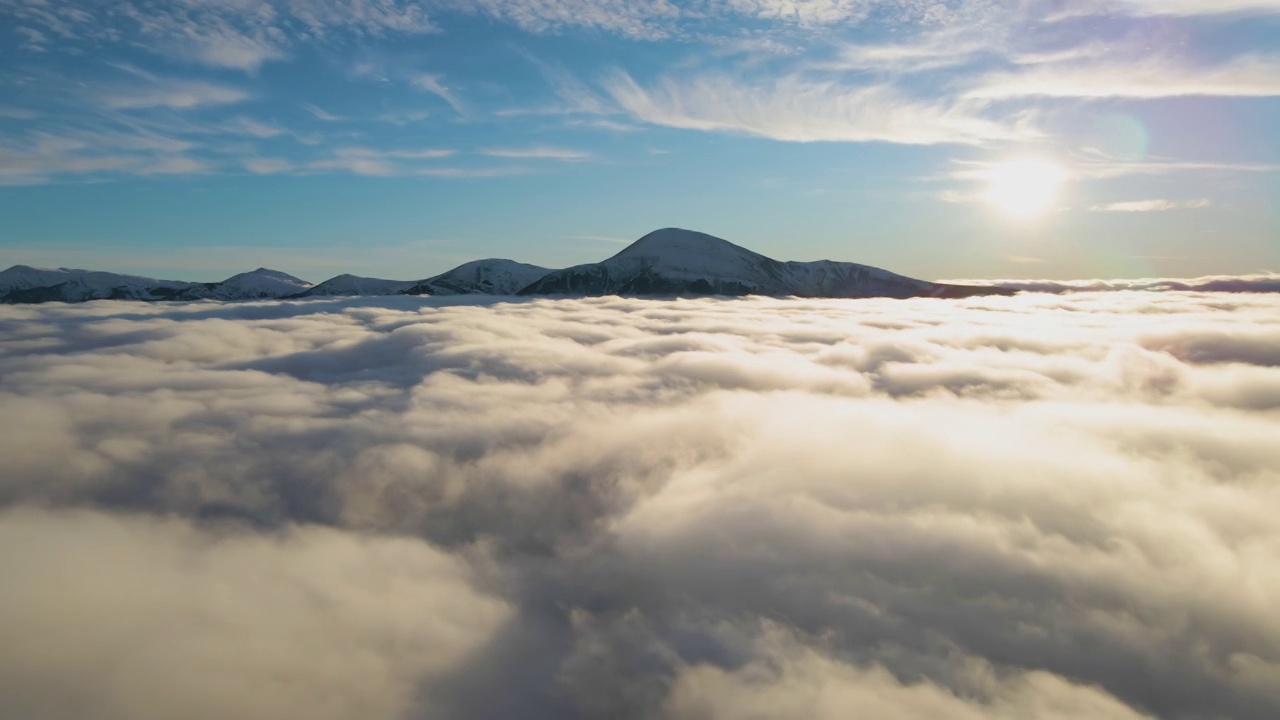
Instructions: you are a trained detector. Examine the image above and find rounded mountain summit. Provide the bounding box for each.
[519,228,1011,299]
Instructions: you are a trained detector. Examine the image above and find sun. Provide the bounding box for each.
[983,160,1067,218]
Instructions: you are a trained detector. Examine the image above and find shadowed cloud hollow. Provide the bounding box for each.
[1,292,1279,719]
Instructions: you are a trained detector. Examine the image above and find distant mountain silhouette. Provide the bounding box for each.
[2,228,1012,304]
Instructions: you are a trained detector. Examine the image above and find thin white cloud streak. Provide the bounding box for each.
[224,117,284,138]
[335,146,457,159]
[817,18,1012,74]
[301,103,346,121]
[1,293,1280,718]
[1112,0,1280,17]
[603,71,1032,145]
[243,157,295,174]
[100,80,250,110]
[945,158,1279,188]
[305,147,523,177]
[824,38,982,72]
[1073,160,1280,179]
[481,146,592,160]
[412,74,467,116]
[1090,199,1212,212]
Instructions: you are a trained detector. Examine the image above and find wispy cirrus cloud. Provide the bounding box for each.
[821,35,988,73]
[481,146,592,160]
[0,127,210,185]
[2,0,438,71]
[4,0,1279,189]
[967,53,1280,99]
[99,79,250,110]
[440,0,683,39]
[115,3,289,72]
[302,147,526,177]
[1110,0,1280,17]
[307,146,456,176]
[603,71,1034,145]
[335,146,457,160]
[411,74,467,116]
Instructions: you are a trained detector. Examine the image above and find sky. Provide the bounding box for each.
[0,0,1277,282]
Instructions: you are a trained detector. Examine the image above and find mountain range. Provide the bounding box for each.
[1,228,1012,304]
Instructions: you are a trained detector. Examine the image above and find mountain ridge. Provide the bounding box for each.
[1,228,1012,304]
[520,228,1005,299]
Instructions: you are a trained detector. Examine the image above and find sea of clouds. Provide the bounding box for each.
[1,291,1278,720]
[962,272,1280,295]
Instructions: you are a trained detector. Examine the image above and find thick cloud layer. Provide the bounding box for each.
[952,272,1280,294]
[1,292,1278,720]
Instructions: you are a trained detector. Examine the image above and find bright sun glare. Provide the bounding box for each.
[983,160,1067,218]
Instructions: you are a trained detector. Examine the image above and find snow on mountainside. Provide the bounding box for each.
[0,266,313,303]
[292,274,416,298]
[0,265,196,303]
[175,268,313,300]
[2,228,1012,304]
[405,259,551,296]
[520,228,1009,299]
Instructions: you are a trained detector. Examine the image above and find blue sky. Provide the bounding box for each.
[0,0,1277,282]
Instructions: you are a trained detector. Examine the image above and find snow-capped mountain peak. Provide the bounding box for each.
[222,268,311,289]
[601,228,781,281]
[520,228,1009,299]
[294,274,417,297]
[405,258,551,296]
[177,268,314,300]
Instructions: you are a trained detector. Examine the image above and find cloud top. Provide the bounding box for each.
[1,292,1279,719]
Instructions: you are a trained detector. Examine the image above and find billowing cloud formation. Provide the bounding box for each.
[0,508,509,720]
[1,293,1279,719]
